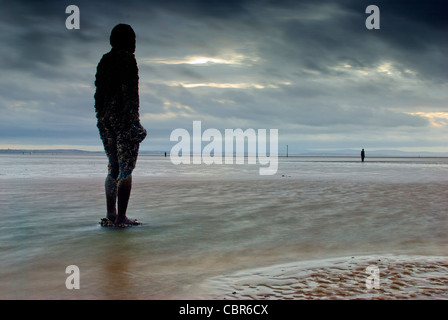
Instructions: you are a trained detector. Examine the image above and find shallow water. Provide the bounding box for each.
[0,154,447,299]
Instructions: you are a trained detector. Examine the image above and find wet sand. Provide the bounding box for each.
[192,255,448,300]
[1,155,447,299]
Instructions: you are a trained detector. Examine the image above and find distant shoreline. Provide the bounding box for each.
[0,149,161,155]
[1,148,447,158]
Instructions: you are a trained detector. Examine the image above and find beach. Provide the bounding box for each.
[191,255,448,300]
[0,153,447,299]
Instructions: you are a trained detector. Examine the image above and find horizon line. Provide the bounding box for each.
[1,148,448,157]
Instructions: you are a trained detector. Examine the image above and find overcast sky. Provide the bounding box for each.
[1,0,447,154]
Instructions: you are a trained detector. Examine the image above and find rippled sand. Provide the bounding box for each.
[194,255,448,300]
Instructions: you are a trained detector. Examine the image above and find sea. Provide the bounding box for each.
[0,153,447,299]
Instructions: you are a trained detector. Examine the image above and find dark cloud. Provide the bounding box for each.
[0,0,447,152]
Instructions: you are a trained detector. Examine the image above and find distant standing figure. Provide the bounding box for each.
[361,148,365,162]
[94,24,147,226]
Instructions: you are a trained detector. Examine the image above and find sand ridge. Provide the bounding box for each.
[195,255,448,300]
